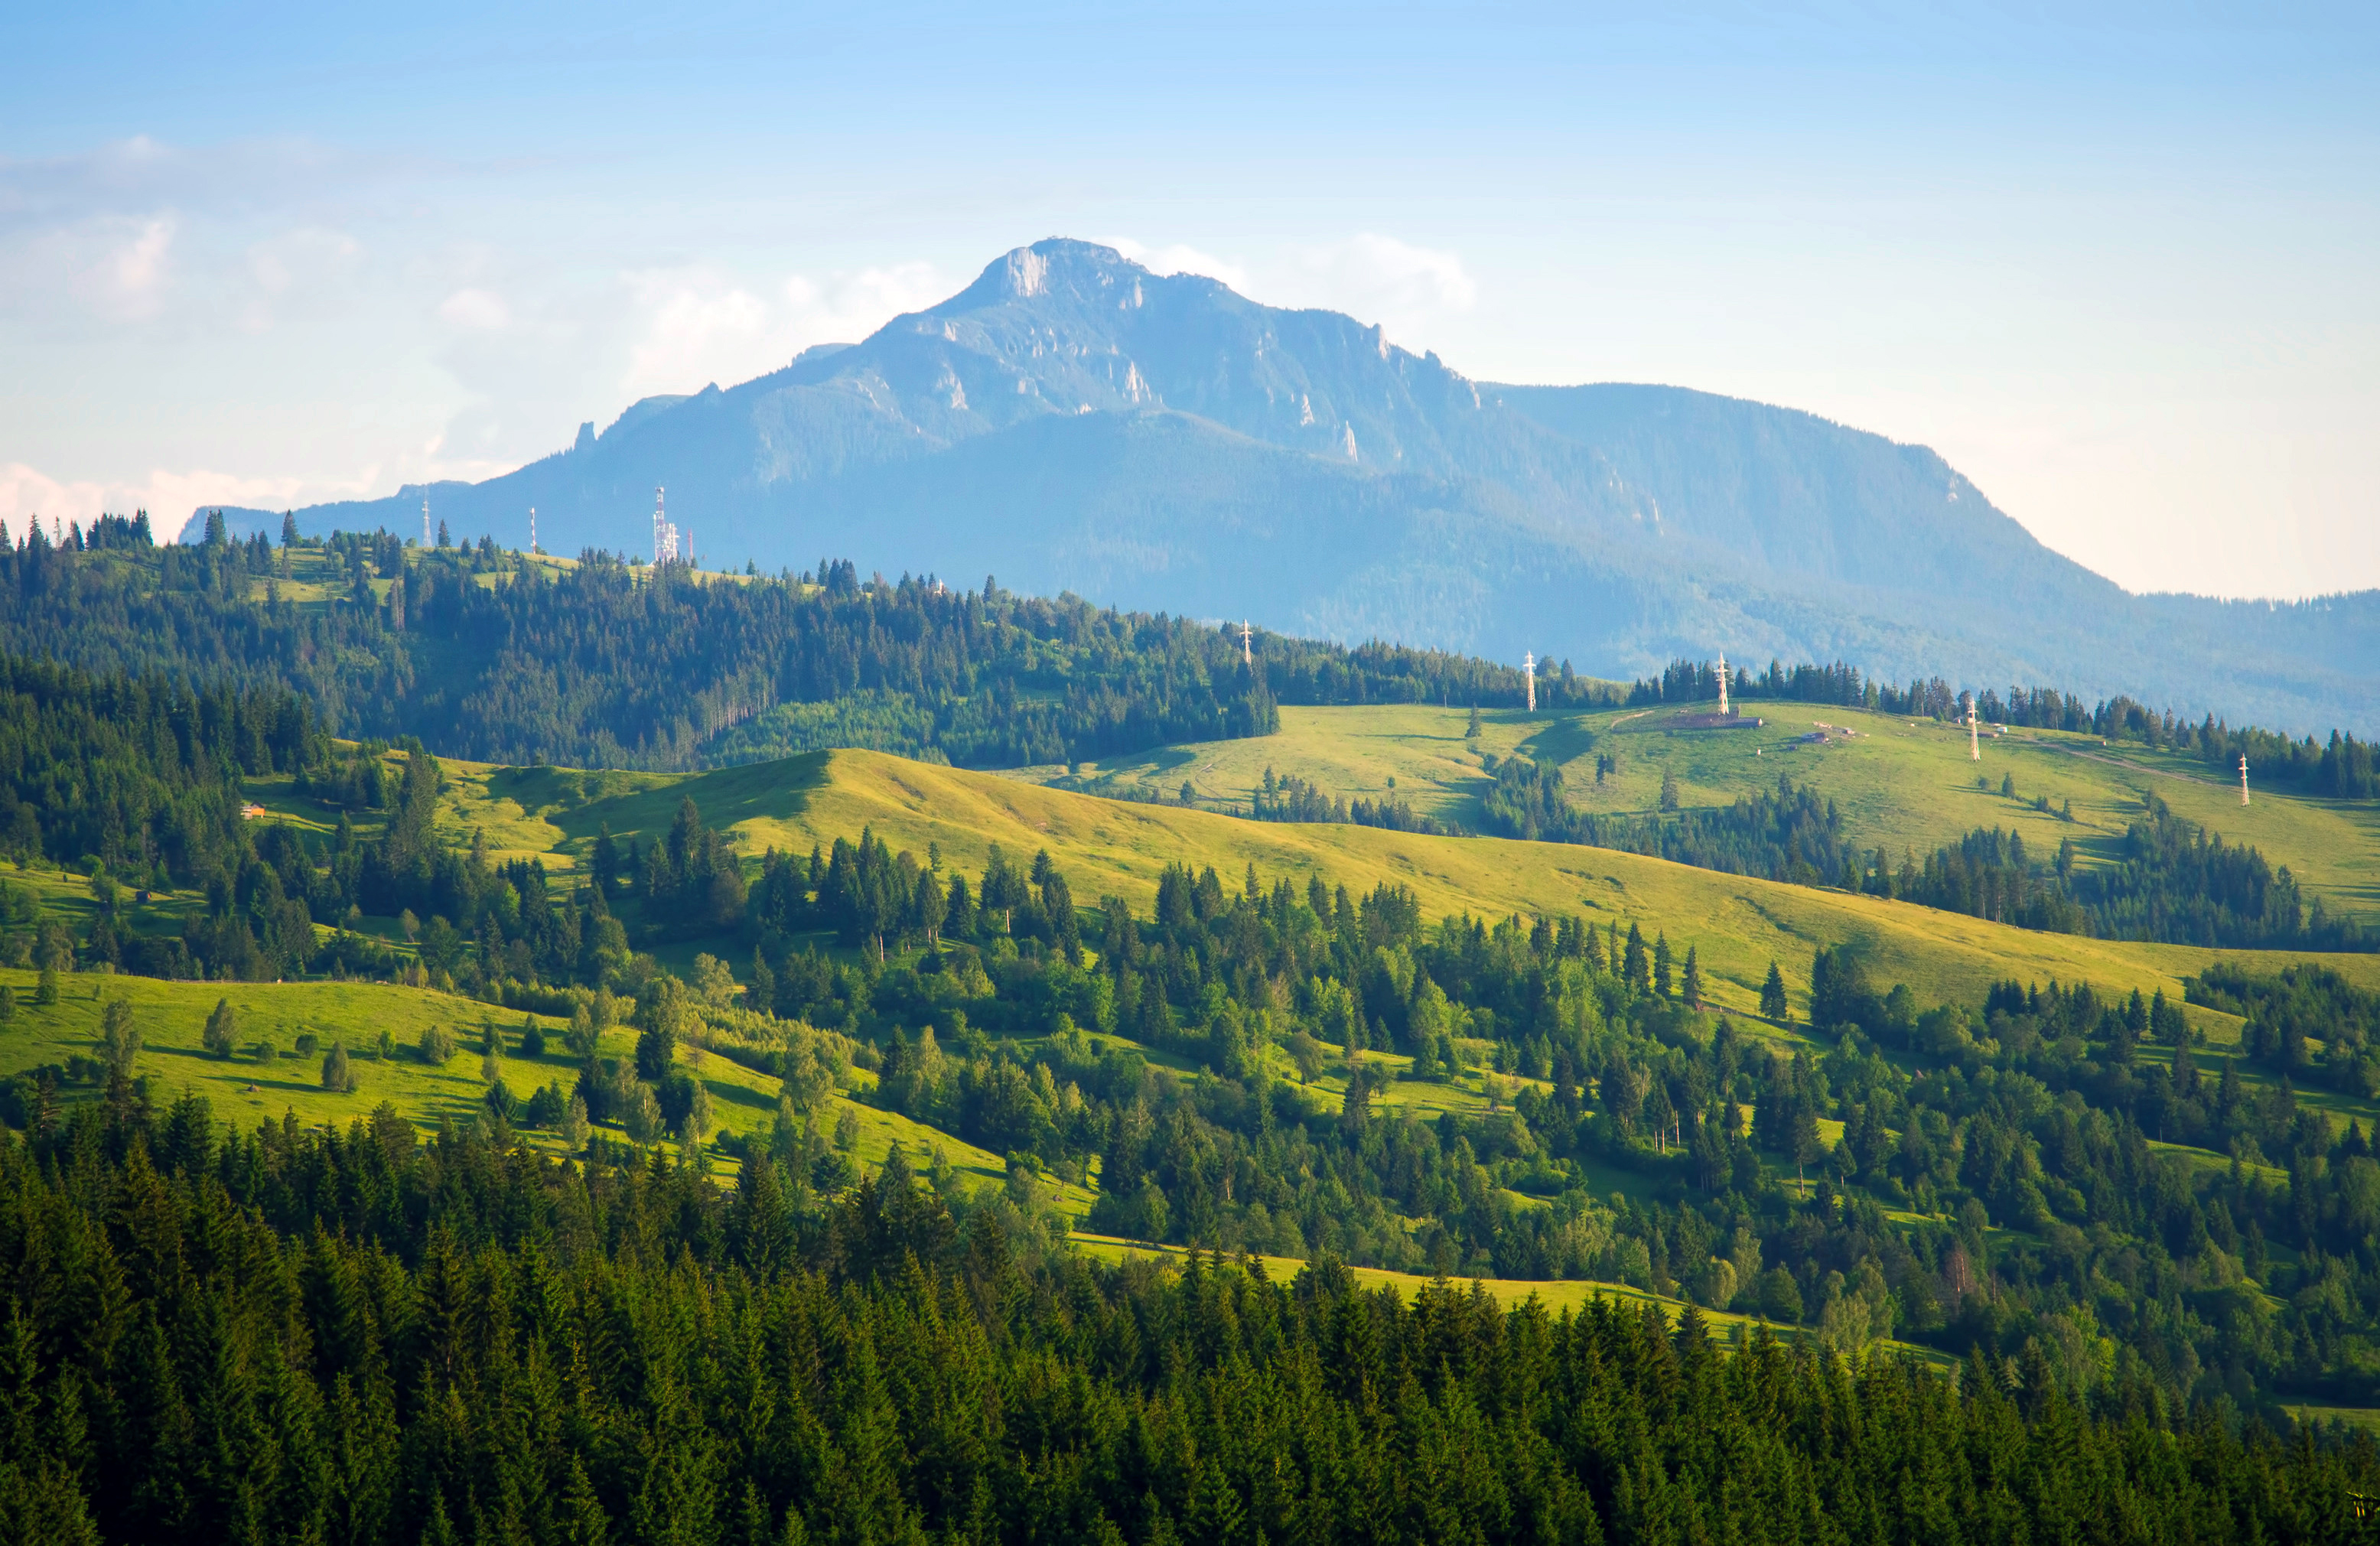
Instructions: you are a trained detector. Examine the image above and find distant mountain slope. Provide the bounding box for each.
[216,239,2378,734]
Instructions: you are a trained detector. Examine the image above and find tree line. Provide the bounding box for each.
[0,519,1632,775]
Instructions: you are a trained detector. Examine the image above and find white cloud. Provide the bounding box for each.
[105,216,175,314]
[613,260,946,399]
[0,461,321,542]
[1291,233,1476,343]
[1104,237,1249,291]
[438,286,512,330]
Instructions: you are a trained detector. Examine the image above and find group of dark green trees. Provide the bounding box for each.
[7,1099,2375,1544]
[0,516,1633,773]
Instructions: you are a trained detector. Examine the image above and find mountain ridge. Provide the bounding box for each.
[197,237,2378,734]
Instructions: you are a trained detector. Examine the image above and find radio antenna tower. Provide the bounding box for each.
[1240,620,1252,666]
[2240,754,2251,806]
[1523,651,1537,712]
[651,487,679,566]
[1968,698,1981,761]
[1717,651,1730,718]
[422,496,430,549]
[528,507,536,555]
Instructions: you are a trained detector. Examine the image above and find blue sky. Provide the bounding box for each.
[3,2,2374,596]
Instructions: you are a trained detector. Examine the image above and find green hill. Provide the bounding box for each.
[15,738,2380,1422]
[1033,701,2380,929]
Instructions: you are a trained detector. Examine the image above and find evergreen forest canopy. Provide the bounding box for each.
[7,1103,2377,1545]
[0,516,1618,772]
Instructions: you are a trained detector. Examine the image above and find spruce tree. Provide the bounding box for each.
[1760,961,1789,1022]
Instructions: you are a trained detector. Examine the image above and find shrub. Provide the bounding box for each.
[620,1082,664,1144]
[99,998,139,1074]
[559,1095,591,1150]
[524,1082,568,1128]
[203,998,238,1058]
[1758,1268,1805,1325]
[418,1024,458,1064]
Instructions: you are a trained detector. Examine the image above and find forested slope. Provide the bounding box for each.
[0,519,1617,770]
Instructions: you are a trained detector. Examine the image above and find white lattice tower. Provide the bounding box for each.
[422,496,430,548]
[529,507,536,555]
[1523,651,1536,712]
[1968,699,1980,761]
[1241,620,1252,666]
[2240,754,2251,806]
[1717,652,1730,718]
[652,487,678,565]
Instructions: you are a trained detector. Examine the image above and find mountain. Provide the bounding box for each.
[211,239,2379,734]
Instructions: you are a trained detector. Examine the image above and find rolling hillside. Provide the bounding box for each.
[1026,701,2380,929]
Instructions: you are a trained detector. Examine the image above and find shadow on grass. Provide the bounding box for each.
[555,751,830,848]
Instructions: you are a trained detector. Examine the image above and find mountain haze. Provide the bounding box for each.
[226,239,2378,734]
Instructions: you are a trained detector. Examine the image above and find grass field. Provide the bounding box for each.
[1024,702,2380,928]
[0,964,1021,1197]
[562,747,2380,1021]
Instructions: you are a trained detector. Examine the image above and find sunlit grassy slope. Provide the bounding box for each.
[0,965,1020,1194]
[558,747,2380,1024]
[1025,702,2380,927]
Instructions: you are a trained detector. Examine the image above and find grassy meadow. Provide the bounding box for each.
[1026,701,2380,927]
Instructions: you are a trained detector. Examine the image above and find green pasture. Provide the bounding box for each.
[1020,702,2380,927]
[0,965,1016,1196]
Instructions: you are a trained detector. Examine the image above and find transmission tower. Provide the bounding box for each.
[1717,651,1730,718]
[528,507,536,555]
[651,487,679,566]
[1240,620,1252,666]
[1968,699,1980,761]
[1523,651,1536,712]
[2240,754,2251,806]
[422,496,430,549]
